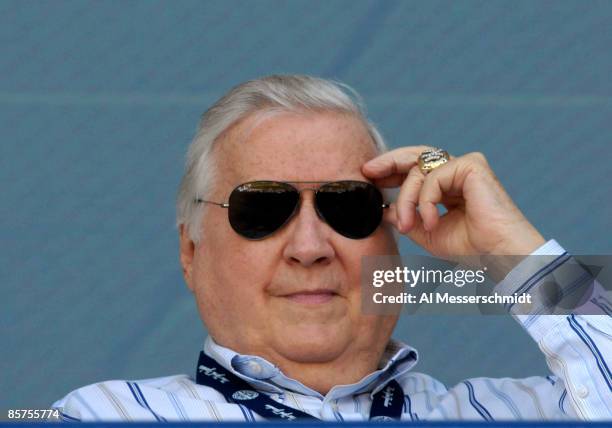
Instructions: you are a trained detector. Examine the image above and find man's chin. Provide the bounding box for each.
[270,325,352,364]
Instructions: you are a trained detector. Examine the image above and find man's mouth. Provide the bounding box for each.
[282,290,338,304]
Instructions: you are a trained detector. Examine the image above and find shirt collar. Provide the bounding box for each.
[203,336,419,400]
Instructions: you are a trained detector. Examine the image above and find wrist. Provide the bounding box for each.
[491,223,546,256]
[482,228,546,283]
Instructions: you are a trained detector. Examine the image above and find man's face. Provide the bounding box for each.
[181,111,399,367]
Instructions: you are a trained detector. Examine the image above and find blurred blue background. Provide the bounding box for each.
[1,0,611,410]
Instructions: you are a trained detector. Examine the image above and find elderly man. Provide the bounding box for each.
[53,75,611,421]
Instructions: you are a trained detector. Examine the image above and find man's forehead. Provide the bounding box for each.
[213,111,378,186]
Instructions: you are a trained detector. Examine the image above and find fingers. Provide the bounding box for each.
[396,166,426,232]
[418,165,456,231]
[382,203,398,228]
[417,152,487,230]
[362,145,433,179]
[384,151,490,234]
[365,146,434,232]
[373,148,490,235]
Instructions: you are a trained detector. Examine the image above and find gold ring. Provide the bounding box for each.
[418,148,450,174]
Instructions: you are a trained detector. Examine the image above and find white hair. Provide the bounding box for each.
[176,74,390,243]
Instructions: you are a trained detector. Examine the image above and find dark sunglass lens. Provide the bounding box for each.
[228,182,299,239]
[316,181,384,239]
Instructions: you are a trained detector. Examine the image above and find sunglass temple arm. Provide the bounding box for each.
[195,198,230,208]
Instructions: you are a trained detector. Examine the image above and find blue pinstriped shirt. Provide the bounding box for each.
[52,240,612,421]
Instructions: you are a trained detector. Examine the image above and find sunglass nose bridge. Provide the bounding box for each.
[297,187,319,192]
[288,188,328,223]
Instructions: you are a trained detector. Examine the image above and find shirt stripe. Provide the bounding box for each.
[59,411,81,421]
[236,404,252,422]
[507,252,569,311]
[97,383,132,421]
[559,389,567,414]
[483,379,522,419]
[127,382,167,422]
[515,382,546,419]
[73,390,99,419]
[463,381,494,421]
[591,298,612,316]
[166,391,189,421]
[568,315,612,391]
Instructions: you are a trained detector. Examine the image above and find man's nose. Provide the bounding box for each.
[282,193,335,267]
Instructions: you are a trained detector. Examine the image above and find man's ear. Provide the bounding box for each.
[179,224,196,292]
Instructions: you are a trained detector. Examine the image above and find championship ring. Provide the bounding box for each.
[418,148,450,174]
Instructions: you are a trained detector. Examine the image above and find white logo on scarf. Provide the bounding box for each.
[198,365,229,384]
[232,390,260,400]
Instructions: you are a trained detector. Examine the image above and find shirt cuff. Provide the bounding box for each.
[495,239,569,342]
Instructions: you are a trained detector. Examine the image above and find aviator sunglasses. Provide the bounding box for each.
[196,180,389,240]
